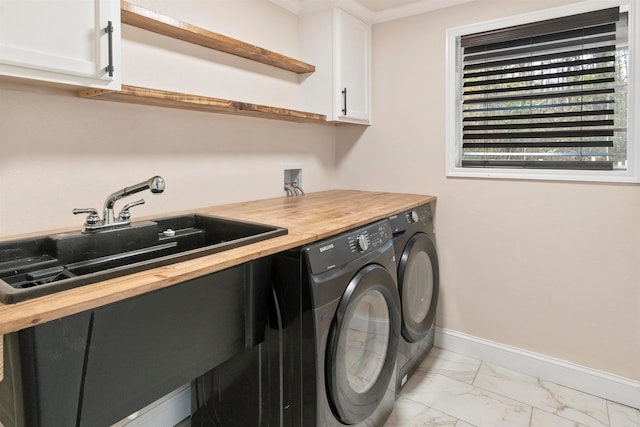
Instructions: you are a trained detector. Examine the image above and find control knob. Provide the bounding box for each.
[410,210,419,223]
[356,234,369,252]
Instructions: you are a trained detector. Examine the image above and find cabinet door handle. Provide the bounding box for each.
[105,21,114,77]
[341,88,347,115]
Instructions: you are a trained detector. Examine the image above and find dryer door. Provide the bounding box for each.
[325,263,401,425]
[398,232,439,342]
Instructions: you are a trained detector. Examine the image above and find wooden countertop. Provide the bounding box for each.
[0,190,434,380]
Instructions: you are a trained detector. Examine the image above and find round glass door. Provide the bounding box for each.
[325,264,400,425]
[398,233,439,343]
[344,289,389,393]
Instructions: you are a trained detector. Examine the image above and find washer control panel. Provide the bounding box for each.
[305,220,392,275]
[348,223,389,254]
[388,203,432,233]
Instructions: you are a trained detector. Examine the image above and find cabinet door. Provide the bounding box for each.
[335,8,370,124]
[0,0,120,89]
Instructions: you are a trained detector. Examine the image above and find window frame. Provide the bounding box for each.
[445,0,640,183]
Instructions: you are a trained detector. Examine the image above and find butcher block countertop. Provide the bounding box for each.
[0,190,435,379]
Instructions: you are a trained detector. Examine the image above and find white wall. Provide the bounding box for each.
[0,0,336,237]
[335,0,640,381]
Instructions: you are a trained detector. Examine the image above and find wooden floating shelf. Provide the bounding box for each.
[78,85,328,123]
[120,1,315,74]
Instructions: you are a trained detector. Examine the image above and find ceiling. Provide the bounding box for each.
[270,0,475,23]
[354,0,420,12]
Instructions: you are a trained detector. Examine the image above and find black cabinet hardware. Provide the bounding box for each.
[342,87,347,115]
[105,21,114,77]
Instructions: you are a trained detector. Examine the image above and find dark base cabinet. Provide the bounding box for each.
[190,339,277,427]
[189,250,304,427]
[0,258,272,427]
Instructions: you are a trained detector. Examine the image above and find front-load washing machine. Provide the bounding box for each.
[389,203,439,393]
[270,219,401,426]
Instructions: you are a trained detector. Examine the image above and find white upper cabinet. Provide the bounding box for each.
[300,7,371,124]
[0,0,121,89]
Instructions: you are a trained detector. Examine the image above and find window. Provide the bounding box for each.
[446,0,639,183]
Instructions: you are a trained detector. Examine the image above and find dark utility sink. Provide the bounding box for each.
[0,214,287,303]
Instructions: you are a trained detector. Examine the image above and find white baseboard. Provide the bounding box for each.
[435,327,640,410]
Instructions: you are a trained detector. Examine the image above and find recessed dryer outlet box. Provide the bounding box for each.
[283,165,303,196]
[283,167,302,187]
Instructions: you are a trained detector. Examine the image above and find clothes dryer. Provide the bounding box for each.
[271,219,401,426]
[389,204,439,393]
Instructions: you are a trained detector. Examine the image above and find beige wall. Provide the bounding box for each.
[0,82,335,236]
[0,0,336,236]
[336,0,640,380]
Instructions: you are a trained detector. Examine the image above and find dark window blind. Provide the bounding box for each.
[460,7,628,171]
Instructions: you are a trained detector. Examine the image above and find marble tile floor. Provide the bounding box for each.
[386,347,640,427]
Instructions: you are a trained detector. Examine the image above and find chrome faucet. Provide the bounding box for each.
[102,176,165,224]
[73,176,165,232]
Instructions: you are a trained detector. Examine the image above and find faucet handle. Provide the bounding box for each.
[118,199,145,222]
[73,208,101,225]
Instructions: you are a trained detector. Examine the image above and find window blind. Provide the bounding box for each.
[460,7,628,170]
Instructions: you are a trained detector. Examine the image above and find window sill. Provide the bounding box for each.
[446,167,640,184]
